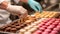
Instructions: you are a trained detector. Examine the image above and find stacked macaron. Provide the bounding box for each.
[33,18,60,34]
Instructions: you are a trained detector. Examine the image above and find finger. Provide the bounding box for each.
[29,4,38,11]
[36,3,42,13]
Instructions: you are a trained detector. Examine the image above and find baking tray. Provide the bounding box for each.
[0,17,40,34]
[0,19,27,34]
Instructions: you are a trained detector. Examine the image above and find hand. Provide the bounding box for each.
[28,0,42,12]
[6,5,28,17]
[19,11,28,23]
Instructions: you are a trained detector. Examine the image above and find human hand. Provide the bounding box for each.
[28,0,42,12]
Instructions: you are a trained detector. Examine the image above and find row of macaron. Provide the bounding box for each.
[19,18,47,34]
[33,18,60,34]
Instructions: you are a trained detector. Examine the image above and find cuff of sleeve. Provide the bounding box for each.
[0,0,4,4]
